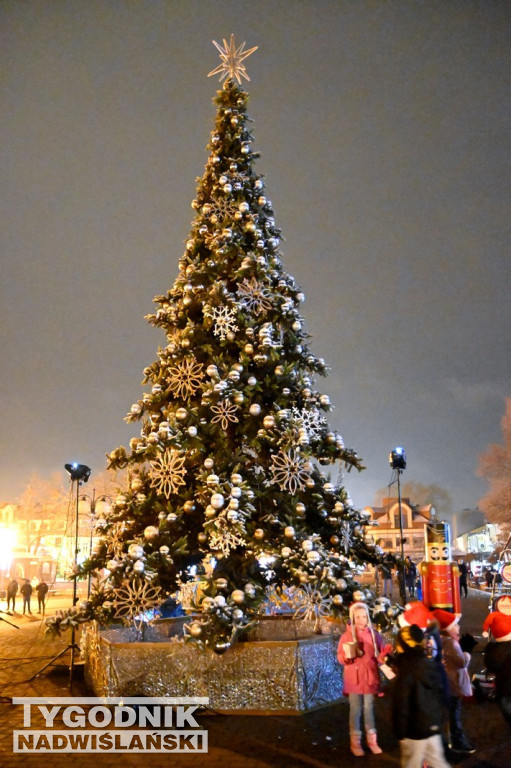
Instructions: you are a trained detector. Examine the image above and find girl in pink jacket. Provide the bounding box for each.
[338,601,390,757]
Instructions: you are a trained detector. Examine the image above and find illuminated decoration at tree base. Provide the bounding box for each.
[82,617,344,714]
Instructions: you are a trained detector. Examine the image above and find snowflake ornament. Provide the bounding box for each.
[167,357,204,400]
[292,584,333,622]
[270,448,312,494]
[205,305,239,340]
[208,515,247,556]
[112,578,162,630]
[291,407,327,440]
[237,277,273,316]
[339,520,352,555]
[208,196,240,221]
[150,448,187,497]
[211,398,239,430]
[105,521,127,559]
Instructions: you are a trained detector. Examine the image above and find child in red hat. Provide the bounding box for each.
[432,608,475,754]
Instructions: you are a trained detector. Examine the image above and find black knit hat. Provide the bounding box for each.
[398,623,424,649]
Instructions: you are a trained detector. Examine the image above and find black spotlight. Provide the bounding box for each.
[65,462,92,483]
[389,447,406,470]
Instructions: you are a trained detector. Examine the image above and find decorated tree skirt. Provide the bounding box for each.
[82,616,344,714]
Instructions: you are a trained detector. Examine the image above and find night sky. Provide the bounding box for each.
[2,1,510,517]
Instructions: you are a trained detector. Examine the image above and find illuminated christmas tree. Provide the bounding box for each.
[80,37,383,652]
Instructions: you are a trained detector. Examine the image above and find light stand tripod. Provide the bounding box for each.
[0,610,19,629]
[389,447,407,604]
[29,462,91,691]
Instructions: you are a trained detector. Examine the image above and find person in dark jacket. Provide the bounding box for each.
[20,579,33,615]
[458,560,469,597]
[35,581,49,614]
[6,579,18,611]
[392,624,451,767]
[404,557,417,597]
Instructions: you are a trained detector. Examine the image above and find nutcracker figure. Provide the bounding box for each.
[420,521,461,613]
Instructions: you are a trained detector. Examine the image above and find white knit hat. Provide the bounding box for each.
[349,601,372,626]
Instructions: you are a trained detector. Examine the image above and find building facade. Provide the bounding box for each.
[363,497,437,564]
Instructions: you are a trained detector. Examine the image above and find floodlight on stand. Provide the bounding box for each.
[30,460,92,689]
[65,462,92,483]
[389,447,406,470]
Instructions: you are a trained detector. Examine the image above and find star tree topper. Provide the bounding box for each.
[208,34,258,84]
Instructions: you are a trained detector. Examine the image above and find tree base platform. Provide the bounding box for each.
[82,616,344,714]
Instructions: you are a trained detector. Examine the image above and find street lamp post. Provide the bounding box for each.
[389,447,407,603]
[78,490,112,597]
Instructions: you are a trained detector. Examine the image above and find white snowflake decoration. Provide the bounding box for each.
[205,305,239,340]
[209,528,247,556]
[237,277,273,316]
[210,398,239,430]
[340,520,352,555]
[208,197,240,221]
[167,357,204,400]
[229,169,250,188]
[105,521,127,559]
[291,407,327,440]
[112,578,162,630]
[292,584,333,622]
[150,448,187,497]
[208,515,247,556]
[270,448,311,494]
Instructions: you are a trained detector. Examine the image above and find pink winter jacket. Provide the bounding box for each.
[337,624,386,695]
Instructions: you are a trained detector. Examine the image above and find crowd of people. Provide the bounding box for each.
[337,599,482,764]
[5,577,49,615]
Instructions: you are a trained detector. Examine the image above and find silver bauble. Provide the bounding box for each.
[210,492,225,509]
[128,544,144,560]
[143,526,159,541]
